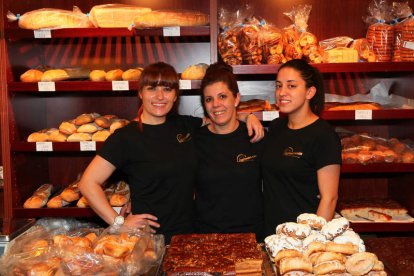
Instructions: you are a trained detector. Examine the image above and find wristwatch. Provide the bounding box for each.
[113,215,125,226]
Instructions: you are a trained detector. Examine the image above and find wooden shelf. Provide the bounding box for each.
[13,207,96,218]
[12,141,104,152]
[341,163,414,173]
[5,26,210,39]
[8,80,201,92]
[351,222,414,232]
[232,62,414,74]
[238,109,414,121]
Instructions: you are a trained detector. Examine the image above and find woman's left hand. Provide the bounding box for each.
[246,114,265,143]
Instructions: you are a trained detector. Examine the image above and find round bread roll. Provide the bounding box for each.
[67,133,92,142]
[92,130,111,142]
[48,130,68,142]
[297,213,327,230]
[181,63,208,80]
[105,69,124,81]
[345,252,377,276]
[279,256,312,275]
[95,115,113,128]
[122,68,143,81]
[89,70,106,81]
[27,131,49,142]
[75,113,95,126]
[77,122,102,133]
[20,69,43,82]
[59,121,78,135]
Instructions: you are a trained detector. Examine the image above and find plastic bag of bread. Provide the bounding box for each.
[239,17,263,64]
[5,225,51,256]
[133,9,209,28]
[400,12,414,61]
[7,6,92,30]
[260,21,285,64]
[89,4,151,28]
[350,38,377,62]
[3,251,63,276]
[109,181,130,207]
[363,0,394,62]
[391,2,413,61]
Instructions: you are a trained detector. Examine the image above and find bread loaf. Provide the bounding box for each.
[105,69,124,81]
[59,121,78,135]
[95,115,116,128]
[27,131,49,142]
[48,130,68,142]
[41,69,70,82]
[20,69,43,82]
[23,184,53,208]
[61,181,80,202]
[122,68,143,81]
[181,63,208,80]
[134,10,209,28]
[110,181,130,206]
[47,195,70,208]
[9,7,92,30]
[89,4,151,28]
[89,70,106,81]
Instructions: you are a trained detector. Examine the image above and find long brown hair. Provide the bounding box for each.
[136,62,180,130]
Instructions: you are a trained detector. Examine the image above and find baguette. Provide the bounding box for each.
[89,4,151,28]
[61,181,80,202]
[134,10,209,28]
[23,184,53,208]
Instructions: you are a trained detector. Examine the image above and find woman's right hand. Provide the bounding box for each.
[124,213,160,233]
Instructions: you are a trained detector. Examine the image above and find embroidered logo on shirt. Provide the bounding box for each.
[176,133,192,143]
[283,147,303,158]
[236,154,257,163]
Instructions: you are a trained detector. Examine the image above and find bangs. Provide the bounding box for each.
[139,63,179,91]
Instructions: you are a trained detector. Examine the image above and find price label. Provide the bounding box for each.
[403,41,414,50]
[355,110,372,120]
[36,142,53,152]
[34,29,52,39]
[112,81,129,91]
[179,80,192,90]
[80,141,96,151]
[38,82,56,92]
[262,111,279,121]
[163,26,180,37]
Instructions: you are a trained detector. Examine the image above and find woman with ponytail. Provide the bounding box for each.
[79,62,263,243]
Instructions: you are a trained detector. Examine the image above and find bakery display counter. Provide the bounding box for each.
[13,207,96,218]
[232,62,414,74]
[341,163,414,173]
[8,80,201,92]
[4,26,210,39]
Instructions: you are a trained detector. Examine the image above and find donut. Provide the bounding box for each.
[321,217,349,240]
[297,213,327,230]
[274,249,303,266]
[276,222,312,239]
[326,241,358,255]
[279,256,313,275]
[313,260,346,275]
[265,234,303,257]
[303,231,327,248]
[345,252,378,276]
[313,251,346,265]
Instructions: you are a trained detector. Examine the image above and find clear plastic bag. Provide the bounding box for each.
[391,1,413,61]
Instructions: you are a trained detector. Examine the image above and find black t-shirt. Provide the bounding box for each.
[99,115,202,242]
[194,122,264,239]
[261,117,341,236]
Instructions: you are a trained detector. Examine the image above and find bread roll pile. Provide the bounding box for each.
[341,133,414,164]
[27,113,130,143]
[265,213,387,275]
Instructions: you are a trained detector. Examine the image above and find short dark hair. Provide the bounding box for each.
[278,59,325,115]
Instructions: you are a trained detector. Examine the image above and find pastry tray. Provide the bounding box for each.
[152,244,276,276]
[342,213,414,223]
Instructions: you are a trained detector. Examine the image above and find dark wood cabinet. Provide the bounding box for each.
[1,0,414,235]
